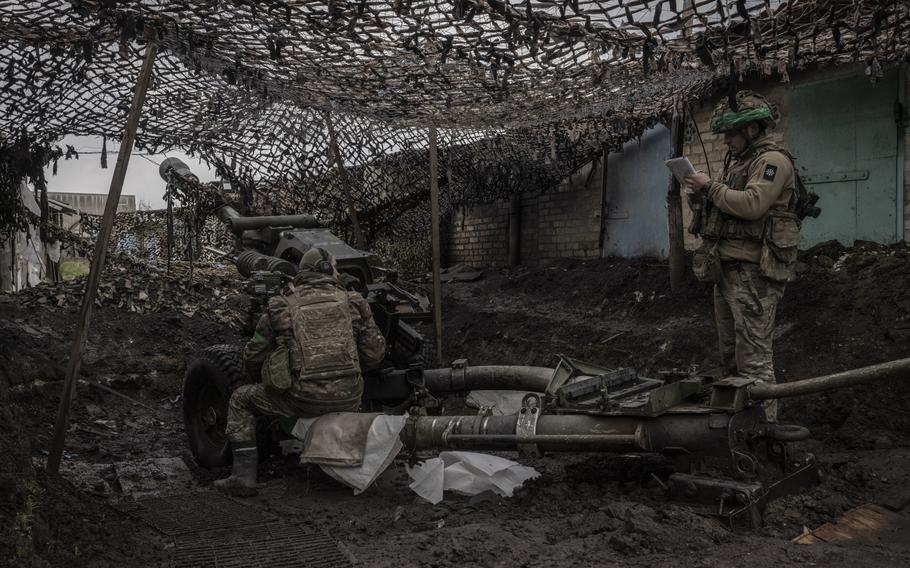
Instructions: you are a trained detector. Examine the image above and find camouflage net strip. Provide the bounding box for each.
[1,1,908,242]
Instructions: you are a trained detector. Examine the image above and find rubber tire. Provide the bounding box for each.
[183,344,248,469]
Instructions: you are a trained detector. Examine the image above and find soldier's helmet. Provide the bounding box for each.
[710,91,780,134]
[299,247,334,274]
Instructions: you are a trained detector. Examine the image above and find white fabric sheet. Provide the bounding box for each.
[406,451,540,504]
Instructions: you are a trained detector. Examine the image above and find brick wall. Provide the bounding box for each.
[446,201,511,266]
[446,179,601,268]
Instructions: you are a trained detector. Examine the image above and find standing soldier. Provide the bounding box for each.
[684,91,803,422]
[215,247,386,494]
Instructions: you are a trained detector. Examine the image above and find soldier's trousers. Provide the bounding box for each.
[225,384,360,443]
[714,262,786,421]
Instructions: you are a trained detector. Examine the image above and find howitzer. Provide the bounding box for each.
[169,159,436,470]
[373,356,908,528]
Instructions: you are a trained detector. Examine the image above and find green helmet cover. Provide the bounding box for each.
[710,90,779,133]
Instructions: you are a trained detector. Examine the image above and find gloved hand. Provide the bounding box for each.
[338,272,362,293]
[684,171,711,195]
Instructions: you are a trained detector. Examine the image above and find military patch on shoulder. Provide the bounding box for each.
[762,164,778,181]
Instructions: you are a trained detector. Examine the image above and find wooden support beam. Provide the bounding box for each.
[508,193,521,267]
[165,190,173,276]
[324,112,366,249]
[598,144,610,253]
[667,102,687,292]
[428,126,444,365]
[47,40,158,475]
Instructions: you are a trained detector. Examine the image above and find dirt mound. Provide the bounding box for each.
[14,262,248,328]
[0,273,244,565]
[0,308,170,567]
[442,242,910,447]
[1,242,908,567]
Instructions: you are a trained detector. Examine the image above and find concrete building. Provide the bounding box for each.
[47,191,136,233]
[0,186,77,292]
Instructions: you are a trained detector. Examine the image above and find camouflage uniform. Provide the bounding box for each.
[692,92,801,421]
[225,271,386,443]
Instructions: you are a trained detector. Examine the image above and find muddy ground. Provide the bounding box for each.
[1,243,909,567]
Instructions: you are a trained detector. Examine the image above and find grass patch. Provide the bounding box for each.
[59,258,89,280]
[14,478,44,560]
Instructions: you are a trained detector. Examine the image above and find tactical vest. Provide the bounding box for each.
[699,143,798,241]
[696,142,803,283]
[279,283,361,388]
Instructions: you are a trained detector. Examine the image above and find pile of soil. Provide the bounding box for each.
[442,241,910,449]
[14,262,247,328]
[0,275,243,566]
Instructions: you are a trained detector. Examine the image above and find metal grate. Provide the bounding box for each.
[171,523,352,568]
[121,492,352,568]
[122,492,276,536]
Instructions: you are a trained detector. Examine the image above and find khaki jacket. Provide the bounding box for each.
[705,136,796,263]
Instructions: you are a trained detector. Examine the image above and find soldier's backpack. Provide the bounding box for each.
[286,285,360,384]
[759,145,821,221]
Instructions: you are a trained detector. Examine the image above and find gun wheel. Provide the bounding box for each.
[183,344,248,469]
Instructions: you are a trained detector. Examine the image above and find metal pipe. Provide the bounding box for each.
[423,365,554,393]
[446,434,640,447]
[402,410,762,455]
[230,214,320,233]
[404,414,645,452]
[749,357,910,400]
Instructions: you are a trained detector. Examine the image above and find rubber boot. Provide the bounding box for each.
[213,443,258,496]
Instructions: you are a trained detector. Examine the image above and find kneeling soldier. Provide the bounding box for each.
[215,247,386,493]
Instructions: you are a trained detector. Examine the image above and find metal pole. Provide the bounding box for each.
[667,101,687,292]
[324,111,366,249]
[47,40,158,475]
[749,357,910,400]
[429,126,444,365]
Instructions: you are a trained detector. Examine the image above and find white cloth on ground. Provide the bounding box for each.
[406,451,540,504]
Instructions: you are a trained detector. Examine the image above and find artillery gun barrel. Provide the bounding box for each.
[230,214,319,234]
[158,157,197,182]
[217,204,242,223]
[748,357,910,400]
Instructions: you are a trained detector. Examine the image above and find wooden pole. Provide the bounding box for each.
[598,144,610,253]
[47,40,158,475]
[508,193,521,267]
[428,126,444,365]
[324,112,366,249]
[165,188,173,276]
[667,102,687,292]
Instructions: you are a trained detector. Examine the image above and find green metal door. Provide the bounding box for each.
[787,69,902,246]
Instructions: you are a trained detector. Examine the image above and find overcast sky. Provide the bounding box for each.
[42,135,218,210]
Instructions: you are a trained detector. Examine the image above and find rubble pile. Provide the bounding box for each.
[13,262,247,328]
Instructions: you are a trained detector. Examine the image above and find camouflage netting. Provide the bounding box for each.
[1,1,909,244]
[80,210,234,263]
